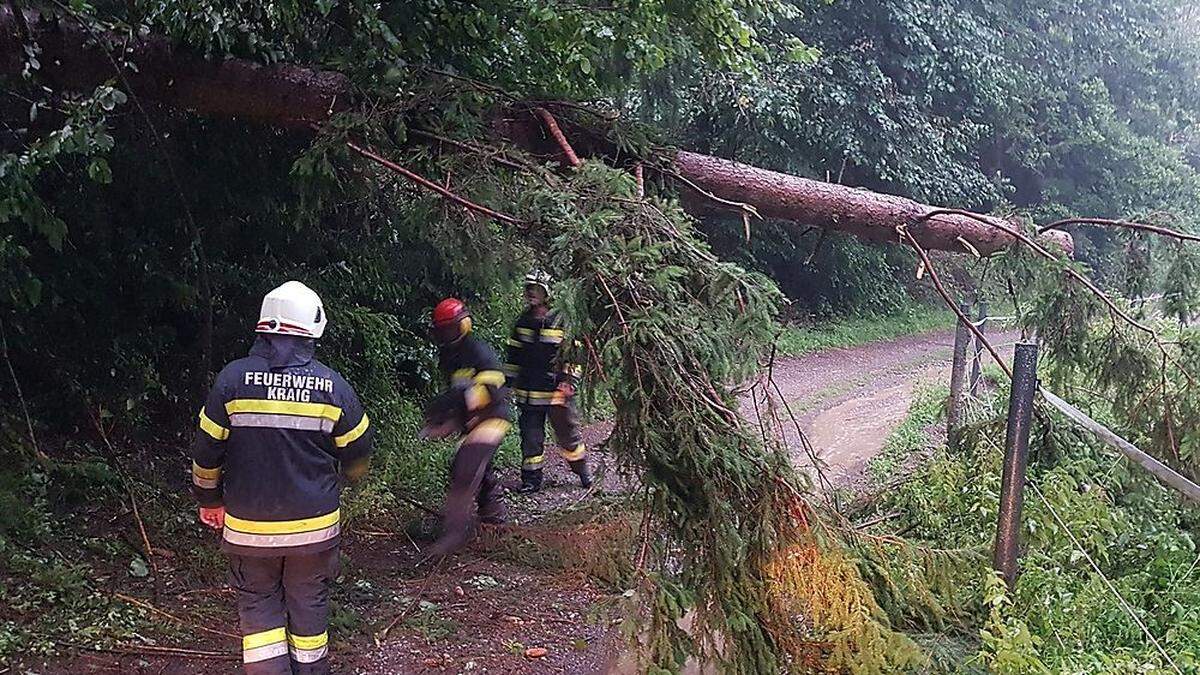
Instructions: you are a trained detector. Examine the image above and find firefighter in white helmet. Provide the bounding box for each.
[190,280,373,674]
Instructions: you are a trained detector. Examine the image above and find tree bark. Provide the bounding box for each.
[0,6,348,127]
[1,4,1069,256]
[675,151,1036,256]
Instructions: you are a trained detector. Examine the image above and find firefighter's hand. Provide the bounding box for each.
[199,506,226,530]
[556,381,576,398]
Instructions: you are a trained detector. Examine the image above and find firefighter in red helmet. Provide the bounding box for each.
[421,298,511,556]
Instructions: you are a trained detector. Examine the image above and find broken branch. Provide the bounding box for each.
[1038,217,1200,244]
[898,226,1013,379]
[344,140,524,226]
[533,107,582,168]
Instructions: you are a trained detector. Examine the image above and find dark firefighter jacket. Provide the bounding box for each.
[434,334,512,428]
[504,308,582,406]
[190,335,373,557]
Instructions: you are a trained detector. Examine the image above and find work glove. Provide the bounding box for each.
[420,389,466,440]
[199,505,226,530]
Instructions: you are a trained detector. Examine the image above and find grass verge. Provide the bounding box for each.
[776,306,953,357]
[867,384,949,482]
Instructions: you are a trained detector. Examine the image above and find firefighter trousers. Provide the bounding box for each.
[432,418,510,555]
[229,548,339,675]
[518,401,587,476]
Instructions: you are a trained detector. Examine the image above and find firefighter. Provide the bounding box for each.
[424,297,511,556]
[505,269,592,493]
[190,280,373,675]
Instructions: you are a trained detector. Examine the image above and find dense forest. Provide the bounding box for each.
[3,0,1200,672]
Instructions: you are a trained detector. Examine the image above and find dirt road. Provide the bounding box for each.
[744,327,1018,490]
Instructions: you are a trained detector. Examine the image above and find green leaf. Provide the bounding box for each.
[129,557,150,578]
[87,158,112,184]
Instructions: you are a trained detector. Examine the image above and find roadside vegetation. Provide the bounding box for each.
[777,307,953,358]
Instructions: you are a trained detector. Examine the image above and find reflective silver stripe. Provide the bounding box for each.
[192,475,219,489]
[228,413,334,433]
[223,523,341,548]
[244,641,288,664]
[290,645,329,663]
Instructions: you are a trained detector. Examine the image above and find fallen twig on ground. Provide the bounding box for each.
[86,407,160,586]
[113,592,240,640]
[63,642,239,660]
[375,557,447,645]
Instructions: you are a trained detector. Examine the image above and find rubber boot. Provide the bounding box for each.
[478,498,508,525]
[517,469,543,494]
[571,460,593,489]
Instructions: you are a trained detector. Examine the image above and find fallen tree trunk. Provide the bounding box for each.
[1,4,1068,256]
[675,152,1043,255]
[0,6,347,127]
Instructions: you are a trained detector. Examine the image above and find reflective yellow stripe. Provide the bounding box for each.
[507,338,523,347]
[224,399,342,422]
[473,370,506,387]
[225,509,340,535]
[244,627,287,650]
[224,523,340,548]
[288,632,328,650]
[225,399,342,421]
[452,368,476,381]
[464,419,510,445]
[515,327,534,336]
[192,461,221,489]
[515,389,557,399]
[224,398,343,420]
[333,413,370,448]
[198,408,229,441]
[523,454,545,468]
[561,444,587,462]
[192,461,221,479]
[465,384,491,411]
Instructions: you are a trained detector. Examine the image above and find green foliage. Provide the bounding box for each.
[638,0,1200,291]
[977,572,1047,674]
[4,0,1200,670]
[860,370,1200,671]
[528,162,798,671]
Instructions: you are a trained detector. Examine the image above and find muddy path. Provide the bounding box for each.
[745,327,1018,492]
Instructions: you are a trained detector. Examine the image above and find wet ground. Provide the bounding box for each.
[39,327,1017,674]
[746,328,1018,492]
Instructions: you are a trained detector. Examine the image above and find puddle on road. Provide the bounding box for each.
[805,381,916,479]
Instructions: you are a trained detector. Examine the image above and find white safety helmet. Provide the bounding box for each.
[255,280,327,339]
[523,269,553,296]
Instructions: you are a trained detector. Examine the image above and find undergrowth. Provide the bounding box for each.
[857,375,1200,673]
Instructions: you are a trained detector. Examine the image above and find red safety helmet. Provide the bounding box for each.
[432,298,472,344]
